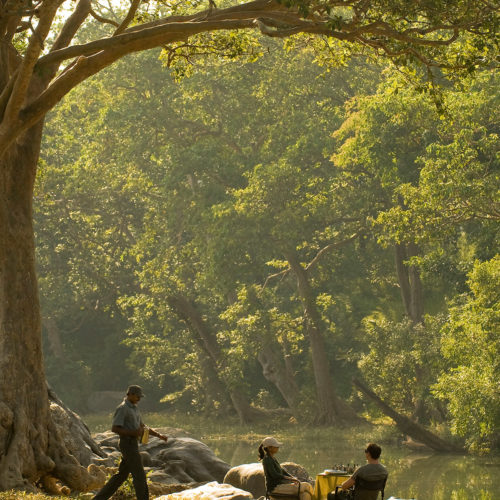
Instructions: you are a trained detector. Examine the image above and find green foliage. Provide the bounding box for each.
[433,256,500,452]
[276,0,499,75]
[160,31,264,81]
[358,315,445,415]
[36,11,499,448]
[377,71,500,245]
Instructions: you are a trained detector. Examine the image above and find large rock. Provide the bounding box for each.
[224,462,313,498]
[154,481,254,499]
[92,432,231,485]
[155,437,231,482]
[223,463,266,498]
[48,387,105,466]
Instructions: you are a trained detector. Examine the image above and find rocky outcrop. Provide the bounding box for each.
[48,386,106,466]
[92,429,231,486]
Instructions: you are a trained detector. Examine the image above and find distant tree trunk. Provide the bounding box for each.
[281,335,297,388]
[284,250,354,424]
[257,342,300,410]
[0,125,93,490]
[353,378,462,452]
[395,243,429,421]
[198,348,233,414]
[43,317,65,359]
[167,294,263,423]
[394,243,424,324]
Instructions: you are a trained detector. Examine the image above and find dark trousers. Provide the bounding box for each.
[93,436,148,500]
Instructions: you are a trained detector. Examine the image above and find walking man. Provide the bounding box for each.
[93,385,168,500]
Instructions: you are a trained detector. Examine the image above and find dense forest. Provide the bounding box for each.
[1,0,499,492]
[36,35,499,454]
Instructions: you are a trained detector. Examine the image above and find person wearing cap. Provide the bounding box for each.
[93,385,168,500]
[259,436,313,500]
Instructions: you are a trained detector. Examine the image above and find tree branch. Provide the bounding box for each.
[114,0,142,36]
[2,15,264,154]
[262,268,291,290]
[0,0,64,127]
[0,0,22,42]
[305,233,360,271]
[0,0,496,157]
[89,7,120,27]
[43,0,92,79]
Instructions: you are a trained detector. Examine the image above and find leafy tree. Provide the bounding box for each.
[378,71,500,241]
[433,256,500,453]
[1,0,498,489]
[332,69,499,430]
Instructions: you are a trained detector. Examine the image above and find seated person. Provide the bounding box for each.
[338,443,388,500]
[259,436,313,500]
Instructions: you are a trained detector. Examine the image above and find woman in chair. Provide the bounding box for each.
[259,436,313,500]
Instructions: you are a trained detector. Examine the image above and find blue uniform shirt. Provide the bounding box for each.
[112,398,143,431]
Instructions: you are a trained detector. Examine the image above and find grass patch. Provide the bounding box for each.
[84,410,390,443]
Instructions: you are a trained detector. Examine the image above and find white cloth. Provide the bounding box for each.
[154,481,253,499]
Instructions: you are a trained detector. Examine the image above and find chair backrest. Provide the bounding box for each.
[353,475,387,500]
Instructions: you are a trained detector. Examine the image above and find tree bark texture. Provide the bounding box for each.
[394,243,424,324]
[0,125,94,490]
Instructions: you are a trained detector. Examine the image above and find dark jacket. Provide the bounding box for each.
[262,455,293,492]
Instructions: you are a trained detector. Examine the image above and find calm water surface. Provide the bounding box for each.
[203,437,500,500]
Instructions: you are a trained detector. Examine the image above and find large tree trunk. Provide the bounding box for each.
[394,243,424,324]
[167,294,263,423]
[257,342,300,410]
[0,125,94,491]
[284,250,355,424]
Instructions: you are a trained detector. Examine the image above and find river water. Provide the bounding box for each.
[204,437,500,500]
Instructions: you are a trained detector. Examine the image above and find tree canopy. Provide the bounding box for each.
[1,0,498,154]
[36,41,499,452]
[0,0,498,492]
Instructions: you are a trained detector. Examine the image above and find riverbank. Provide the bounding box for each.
[84,411,397,449]
[2,414,498,499]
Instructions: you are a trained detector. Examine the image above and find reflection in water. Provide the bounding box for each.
[204,438,499,500]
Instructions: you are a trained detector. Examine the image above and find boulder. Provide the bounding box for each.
[279,462,313,484]
[48,387,105,466]
[92,432,231,485]
[223,463,266,498]
[224,462,313,498]
[154,437,231,482]
[153,481,254,499]
[148,470,179,484]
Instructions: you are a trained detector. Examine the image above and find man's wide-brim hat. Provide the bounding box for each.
[127,385,145,397]
[261,436,283,448]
